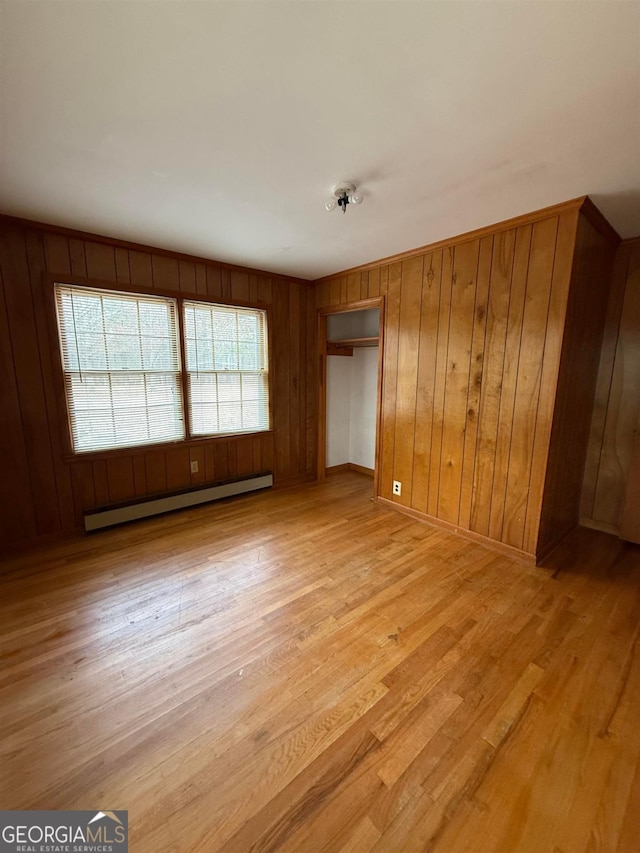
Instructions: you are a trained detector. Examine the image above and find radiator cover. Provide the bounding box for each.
[84,473,273,532]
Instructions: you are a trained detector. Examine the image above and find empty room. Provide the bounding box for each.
[1,1,640,851]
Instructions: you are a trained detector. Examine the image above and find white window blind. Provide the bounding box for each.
[54,284,185,453]
[183,301,269,436]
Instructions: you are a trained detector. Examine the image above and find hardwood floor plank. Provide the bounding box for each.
[1,472,639,852]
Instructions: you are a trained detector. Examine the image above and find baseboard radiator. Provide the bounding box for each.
[84,473,273,532]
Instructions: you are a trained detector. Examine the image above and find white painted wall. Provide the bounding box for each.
[349,347,378,470]
[326,356,351,467]
[326,347,378,470]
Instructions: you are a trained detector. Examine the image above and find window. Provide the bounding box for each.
[184,301,269,436]
[54,283,269,455]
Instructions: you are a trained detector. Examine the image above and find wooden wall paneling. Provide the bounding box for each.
[523,211,578,554]
[236,438,254,476]
[68,239,88,277]
[380,263,401,498]
[315,277,329,309]
[129,251,153,288]
[189,445,206,487]
[1,217,314,550]
[288,283,301,475]
[368,267,380,299]
[501,216,558,549]
[204,445,216,483]
[565,224,615,524]
[221,268,232,301]
[165,447,191,492]
[580,243,630,519]
[252,435,262,473]
[69,462,96,522]
[132,455,147,497]
[427,248,454,517]
[213,439,230,483]
[205,266,223,300]
[257,275,272,304]
[195,263,207,296]
[620,424,640,543]
[145,450,167,496]
[248,275,259,303]
[346,273,360,303]
[411,251,442,514]
[43,233,72,275]
[230,270,250,302]
[179,260,196,295]
[316,312,327,480]
[329,277,341,307]
[25,230,76,533]
[305,286,316,475]
[470,229,515,536]
[114,247,131,284]
[151,255,179,292]
[458,236,492,530]
[584,241,640,528]
[92,460,109,506]
[0,227,61,536]
[260,432,275,476]
[392,256,423,508]
[487,224,531,542]
[272,283,291,481]
[360,272,369,301]
[106,457,136,505]
[0,264,38,543]
[437,239,480,524]
[227,441,238,479]
[85,241,117,282]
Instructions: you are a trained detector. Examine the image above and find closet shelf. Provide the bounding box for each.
[328,336,379,348]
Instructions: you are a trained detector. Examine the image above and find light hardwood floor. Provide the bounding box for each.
[2,472,639,852]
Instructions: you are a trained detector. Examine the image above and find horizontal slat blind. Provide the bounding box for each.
[55,284,184,452]
[183,301,269,436]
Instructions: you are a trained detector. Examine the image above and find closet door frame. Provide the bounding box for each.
[317,296,385,498]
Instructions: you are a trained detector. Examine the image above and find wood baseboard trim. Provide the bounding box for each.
[326,463,375,477]
[348,463,374,477]
[535,524,580,565]
[326,464,350,475]
[376,496,536,565]
[579,517,620,537]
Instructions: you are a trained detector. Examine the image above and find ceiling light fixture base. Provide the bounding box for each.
[325,181,363,214]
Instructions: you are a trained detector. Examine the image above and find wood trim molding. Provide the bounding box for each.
[376,496,537,565]
[317,296,385,487]
[579,517,620,537]
[326,463,374,477]
[318,297,383,316]
[0,213,311,286]
[313,196,618,284]
[579,197,622,245]
[349,463,374,477]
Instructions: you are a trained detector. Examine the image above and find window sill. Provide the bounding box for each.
[62,429,273,464]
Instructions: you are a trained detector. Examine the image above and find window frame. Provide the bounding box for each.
[48,274,273,460]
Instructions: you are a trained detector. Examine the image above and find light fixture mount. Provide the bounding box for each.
[325,181,363,214]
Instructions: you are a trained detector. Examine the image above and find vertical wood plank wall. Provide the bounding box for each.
[536,217,617,555]
[581,237,640,533]
[0,220,316,550]
[315,203,616,559]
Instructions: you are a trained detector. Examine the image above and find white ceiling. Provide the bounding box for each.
[1,2,639,280]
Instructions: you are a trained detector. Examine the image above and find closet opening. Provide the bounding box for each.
[317,297,385,497]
